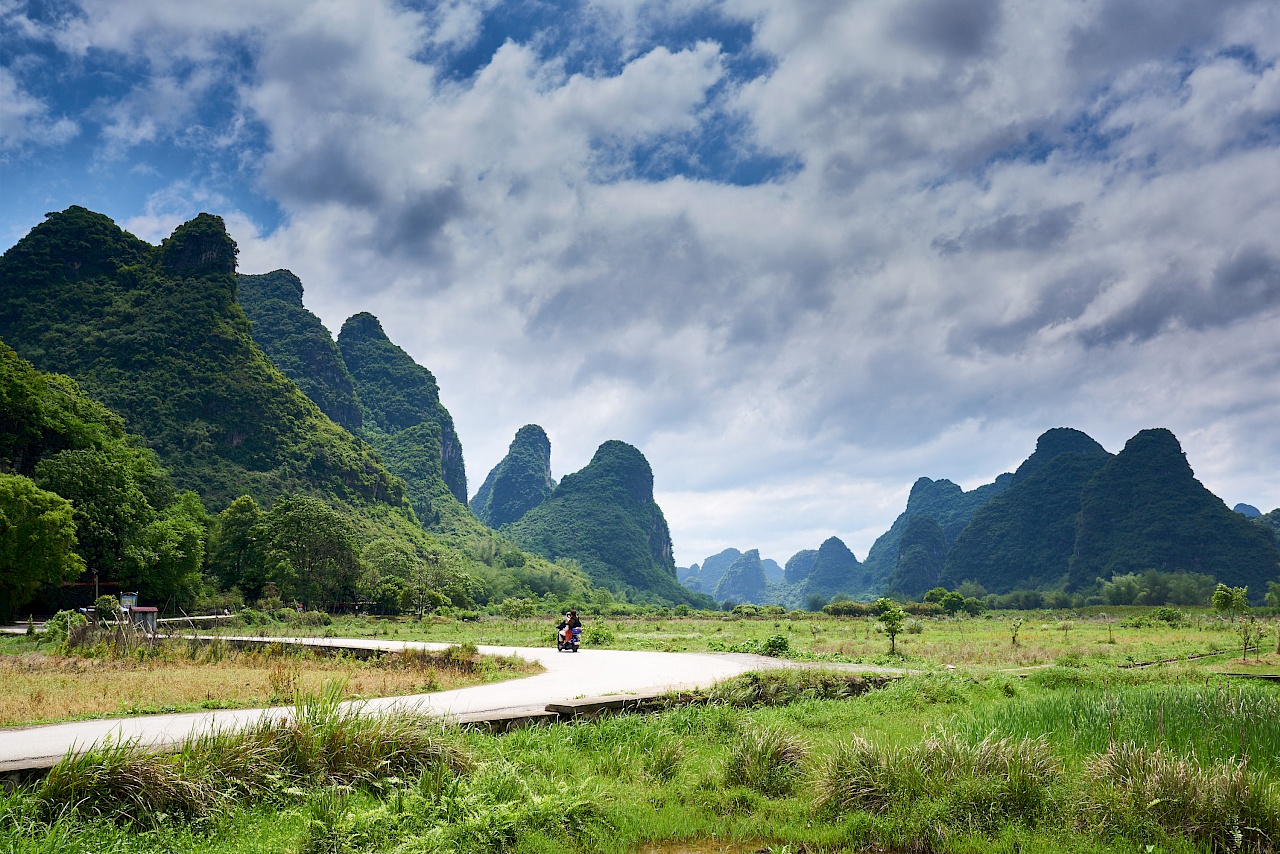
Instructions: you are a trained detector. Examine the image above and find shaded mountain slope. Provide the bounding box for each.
[471,424,556,528]
[505,440,701,604]
[238,270,363,431]
[1068,429,1280,599]
[803,536,863,600]
[714,549,768,603]
[0,207,405,513]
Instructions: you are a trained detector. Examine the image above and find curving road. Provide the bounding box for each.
[0,637,898,773]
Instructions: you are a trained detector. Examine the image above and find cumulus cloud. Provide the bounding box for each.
[5,0,1280,562]
[0,67,76,151]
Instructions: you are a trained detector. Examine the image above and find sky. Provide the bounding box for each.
[3,0,1280,569]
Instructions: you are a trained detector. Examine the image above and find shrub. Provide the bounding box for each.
[42,609,87,647]
[724,725,808,796]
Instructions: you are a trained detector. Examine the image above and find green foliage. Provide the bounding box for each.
[0,207,408,515]
[337,312,467,504]
[875,597,907,653]
[43,608,87,646]
[237,270,363,431]
[1070,429,1280,597]
[0,473,84,620]
[943,446,1111,593]
[207,495,266,598]
[888,514,947,598]
[1212,583,1250,622]
[860,472,1014,594]
[723,724,808,796]
[470,424,555,528]
[506,440,705,606]
[713,548,769,603]
[803,536,864,600]
[258,496,362,609]
[783,548,818,584]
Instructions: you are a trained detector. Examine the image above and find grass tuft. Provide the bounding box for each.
[1078,743,1280,851]
[723,724,808,796]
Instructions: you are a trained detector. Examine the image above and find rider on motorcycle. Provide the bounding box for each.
[556,609,581,644]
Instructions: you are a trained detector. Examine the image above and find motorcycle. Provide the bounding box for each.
[556,625,582,652]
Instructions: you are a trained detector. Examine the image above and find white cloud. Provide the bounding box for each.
[9,0,1280,564]
[0,67,77,151]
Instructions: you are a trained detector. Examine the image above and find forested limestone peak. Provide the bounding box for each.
[159,213,238,277]
[1235,503,1262,518]
[783,548,818,584]
[714,548,768,603]
[1067,427,1280,597]
[504,439,703,605]
[803,536,863,599]
[238,270,364,432]
[244,268,306,305]
[337,312,468,504]
[1012,428,1108,483]
[470,424,556,528]
[557,440,655,506]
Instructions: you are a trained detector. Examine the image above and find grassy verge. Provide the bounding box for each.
[0,638,537,727]
[3,666,1278,852]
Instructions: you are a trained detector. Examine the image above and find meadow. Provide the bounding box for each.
[3,607,1279,853]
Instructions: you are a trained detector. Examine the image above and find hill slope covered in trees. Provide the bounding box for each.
[470,424,556,528]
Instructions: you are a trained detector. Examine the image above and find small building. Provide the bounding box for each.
[129,606,158,634]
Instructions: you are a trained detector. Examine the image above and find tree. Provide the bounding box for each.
[258,496,362,609]
[0,473,85,622]
[939,591,966,615]
[33,448,153,586]
[1266,581,1280,609]
[875,597,906,654]
[208,495,265,598]
[125,492,206,607]
[1212,583,1249,623]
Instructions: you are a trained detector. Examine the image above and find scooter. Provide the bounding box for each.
[556,625,582,652]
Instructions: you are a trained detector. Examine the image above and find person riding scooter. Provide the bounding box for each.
[555,609,582,651]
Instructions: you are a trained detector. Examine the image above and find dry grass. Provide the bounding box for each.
[0,644,538,727]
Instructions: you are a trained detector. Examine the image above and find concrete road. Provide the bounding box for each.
[0,637,896,773]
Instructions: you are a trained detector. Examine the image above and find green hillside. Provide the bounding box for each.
[1068,429,1280,598]
[0,339,207,618]
[471,424,556,528]
[237,270,363,431]
[337,313,471,528]
[0,208,407,513]
[859,473,1013,593]
[939,429,1113,594]
[888,514,948,599]
[802,536,864,600]
[505,440,705,605]
[783,549,817,584]
[714,548,768,603]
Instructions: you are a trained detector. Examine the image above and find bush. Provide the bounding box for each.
[584,623,615,647]
[43,609,87,647]
[823,600,872,617]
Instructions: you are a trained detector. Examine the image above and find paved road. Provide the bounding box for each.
[0,637,896,773]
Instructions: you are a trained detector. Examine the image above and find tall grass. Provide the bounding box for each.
[963,683,1280,769]
[36,681,471,826]
[814,732,1062,836]
[723,724,808,796]
[1078,744,1280,851]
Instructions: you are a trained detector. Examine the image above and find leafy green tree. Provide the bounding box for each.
[33,447,153,585]
[939,591,966,615]
[125,492,206,607]
[923,587,949,604]
[1213,583,1250,623]
[259,496,361,609]
[1266,581,1280,609]
[0,473,85,621]
[875,597,907,654]
[407,542,473,613]
[208,495,266,599]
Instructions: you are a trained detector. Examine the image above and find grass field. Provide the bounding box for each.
[0,635,538,727]
[4,608,1280,852]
